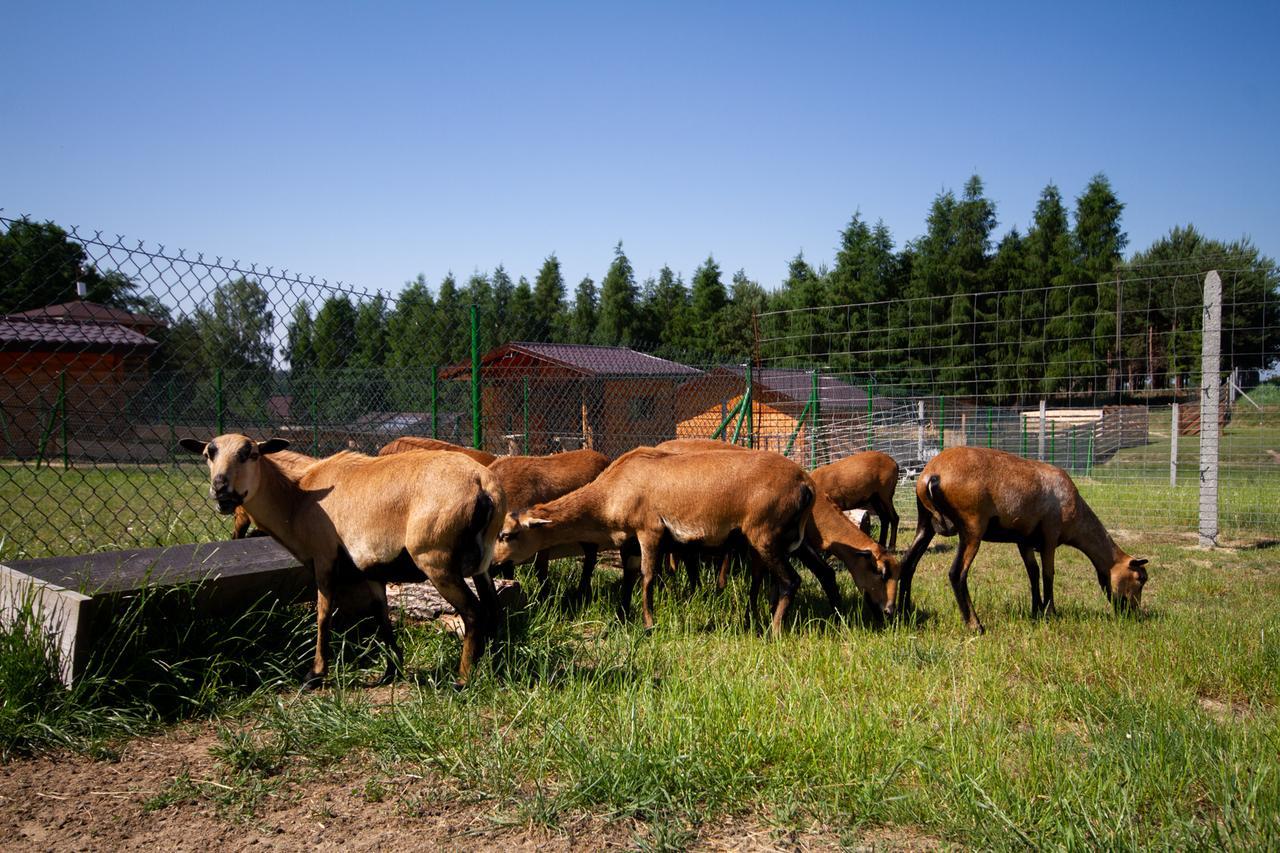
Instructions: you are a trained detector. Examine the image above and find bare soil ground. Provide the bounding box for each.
[0,726,941,851]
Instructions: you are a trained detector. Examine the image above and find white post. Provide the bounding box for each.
[1199,271,1222,547]
[917,400,925,460]
[1170,403,1179,487]
[1038,400,1047,461]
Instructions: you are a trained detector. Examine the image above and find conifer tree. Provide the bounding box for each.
[595,242,640,346]
[531,254,567,341]
[569,276,598,344]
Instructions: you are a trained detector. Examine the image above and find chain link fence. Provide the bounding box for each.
[2,214,1277,559]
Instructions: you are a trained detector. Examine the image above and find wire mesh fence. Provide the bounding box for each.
[1,213,1277,559]
[756,269,1280,541]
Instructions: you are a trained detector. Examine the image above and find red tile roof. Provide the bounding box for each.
[490,342,700,376]
[7,300,165,331]
[0,318,158,351]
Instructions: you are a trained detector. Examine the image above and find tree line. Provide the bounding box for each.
[3,171,1277,420]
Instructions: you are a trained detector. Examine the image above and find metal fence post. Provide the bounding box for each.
[470,304,482,450]
[167,375,175,465]
[745,362,754,449]
[60,370,68,470]
[215,367,224,436]
[1199,271,1222,547]
[1170,403,1179,487]
[939,396,945,451]
[1038,400,1046,461]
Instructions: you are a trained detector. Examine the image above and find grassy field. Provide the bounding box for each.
[3,534,1279,847]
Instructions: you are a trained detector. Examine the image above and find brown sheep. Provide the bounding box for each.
[494,447,815,633]
[378,435,497,466]
[230,448,319,539]
[486,449,612,599]
[181,435,506,687]
[897,447,1149,632]
[810,451,901,549]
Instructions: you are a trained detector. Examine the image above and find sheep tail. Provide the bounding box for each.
[459,488,497,577]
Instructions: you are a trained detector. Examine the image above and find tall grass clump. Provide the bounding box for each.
[0,582,312,759]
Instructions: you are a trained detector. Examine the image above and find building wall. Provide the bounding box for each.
[676,395,813,462]
[0,350,137,458]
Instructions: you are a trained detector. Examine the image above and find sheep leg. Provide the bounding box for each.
[490,560,515,581]
[534,551,551,585]
[948,533,984,634]
[638,534,664,630]
[746,552,765,631]
[618,542,640,621]
[473,570,503,635]
[896,501,935,614]
[1041,542,1058,617]
[716,551,733,590]
[794,543,842,611]
[1018,543,1044,617]
[760,548,801,635]
[684,551,701,592]
[304,557,335,689]
[366,579,403,685]
[872,495,900,551]
[426,567,486,687]
[569,544,597,604]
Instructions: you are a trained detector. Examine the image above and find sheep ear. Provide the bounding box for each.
[1130,558,1149,568]
[258,438,291,455]
[522,517,552,528]
[179,438,208,454]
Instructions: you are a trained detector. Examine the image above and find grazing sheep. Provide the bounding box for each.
[810,451,901,549]
[897,446,1149,632]
[181,435,506,687]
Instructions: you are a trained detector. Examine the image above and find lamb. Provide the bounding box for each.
[378,435,497,466]
[494,447,815,633]
[810,451,901,549]
[181,434,506,687]
[896,446,1149,632]
[486,449,612,599]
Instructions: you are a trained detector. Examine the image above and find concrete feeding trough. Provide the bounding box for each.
[0,537,526,686]
[0,538,312,685]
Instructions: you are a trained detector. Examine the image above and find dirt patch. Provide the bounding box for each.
[0,726,948,851]
[1197,696,1254,722]
[0,725,634,851]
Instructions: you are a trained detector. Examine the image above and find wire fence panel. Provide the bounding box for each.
[757,270,1279,542]
[2,213,1277,559]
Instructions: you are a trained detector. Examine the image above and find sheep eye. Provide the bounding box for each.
[206,445,218,461]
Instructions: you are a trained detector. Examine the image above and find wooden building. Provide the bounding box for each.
[445,342,701,457]
[0,311,158,459]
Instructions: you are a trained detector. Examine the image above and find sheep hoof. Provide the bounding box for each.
[301,670,325,691]
[450,679,467,692]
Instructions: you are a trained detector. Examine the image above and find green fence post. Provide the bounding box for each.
[744,363,754,449]
[0,406,14,456]
[470,304,482,450]
[167,375,175,464]
[1020,414,1027,457]
[1087,429,1095,477]
[430,365,439,439]
[522,376,530,454]
[215,367,225,436]
[59,370,68,469]
[939,396,946,451]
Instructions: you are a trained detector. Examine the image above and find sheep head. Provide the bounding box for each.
[179,434,290,515]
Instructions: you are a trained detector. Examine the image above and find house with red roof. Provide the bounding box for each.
[443,342,700,457]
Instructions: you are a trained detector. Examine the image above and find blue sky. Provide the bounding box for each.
[3,1,1278,299]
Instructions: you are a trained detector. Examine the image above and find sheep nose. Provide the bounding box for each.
[212,475,229,492]
[883,601,896,618]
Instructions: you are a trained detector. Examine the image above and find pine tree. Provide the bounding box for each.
[595,242,640,346]
[646,264,692,353]
[1025,184,1073,395]
[569,276,598,344]
[531,254,567,341]
[385,274,436,409]
[689,255,727,357]
[1074,174,1127,395]
[434,273,465,364]
[722,269,766,360]
[509,277,536,341]
[490,265,515,343]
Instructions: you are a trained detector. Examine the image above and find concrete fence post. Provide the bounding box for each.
[1199,271,1222,547]
[917,400,925,461]
[1038,400,1046,461]
[1170,403,1179,488]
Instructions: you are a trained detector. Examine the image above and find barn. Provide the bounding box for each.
[446,342,701,457]
[0,303,160,459]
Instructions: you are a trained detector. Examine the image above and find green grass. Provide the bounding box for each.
[55,537,1277,848]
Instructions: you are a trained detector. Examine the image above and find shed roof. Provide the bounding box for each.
[7,300,165,332]
[716,366,869,410]
[447,342,700,379]
[0,318,158,352]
